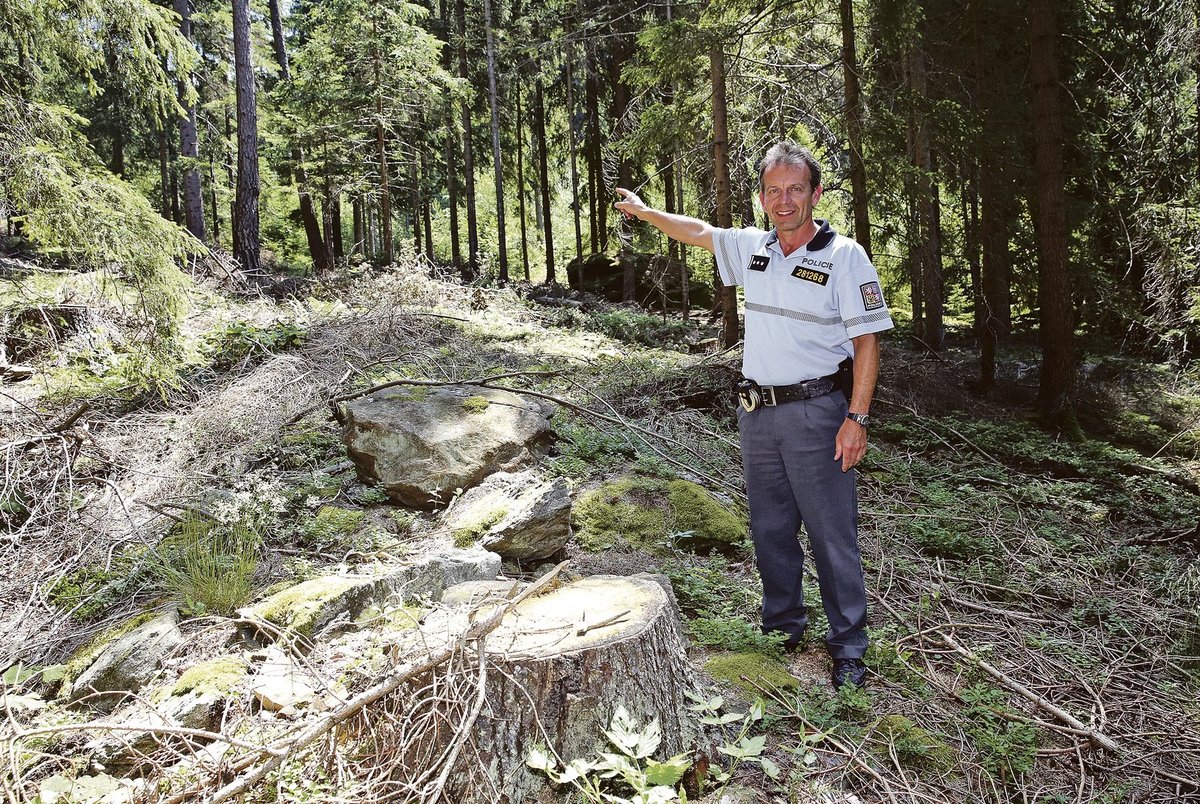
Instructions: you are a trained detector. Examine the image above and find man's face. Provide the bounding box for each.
[759,162,822,234]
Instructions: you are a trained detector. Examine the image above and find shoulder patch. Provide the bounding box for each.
[748,255,769,272]
[860,281,885,310]
[790,265,830,286]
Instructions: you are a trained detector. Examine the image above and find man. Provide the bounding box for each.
[615,141,892,689]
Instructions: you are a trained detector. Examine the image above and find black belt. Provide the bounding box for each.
[735,372,838,411]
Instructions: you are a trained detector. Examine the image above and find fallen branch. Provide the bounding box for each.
[931,627,1120,753]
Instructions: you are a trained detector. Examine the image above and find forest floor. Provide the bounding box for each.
[2,254,1200,803]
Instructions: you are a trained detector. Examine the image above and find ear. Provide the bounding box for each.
[812,185,823,205]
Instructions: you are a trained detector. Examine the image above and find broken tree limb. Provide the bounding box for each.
[932,627,1121,753]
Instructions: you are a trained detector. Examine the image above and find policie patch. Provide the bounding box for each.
[860,281,885,310]
[790,265,830,286]
[748,255,770,272]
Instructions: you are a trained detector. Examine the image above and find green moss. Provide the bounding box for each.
[171,657,246,697]
[451,506,508,548]
[461,396,490,414]
[572,476,747,555]
[873,714,956,771]
[667,480,748,551]
[573,477,667,552]
[253,576,365,637]
[301,506,365,547]
[703,652,799,695]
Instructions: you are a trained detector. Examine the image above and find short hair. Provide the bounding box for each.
[757,141,822,191]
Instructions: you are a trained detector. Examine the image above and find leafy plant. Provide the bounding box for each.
[526,705,692,804]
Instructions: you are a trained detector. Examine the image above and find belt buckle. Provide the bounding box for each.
[761,386,777,407]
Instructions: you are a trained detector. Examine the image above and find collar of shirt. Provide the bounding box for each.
[765,219,837,258]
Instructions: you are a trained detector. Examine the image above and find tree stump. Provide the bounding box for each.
[427,574,702,803]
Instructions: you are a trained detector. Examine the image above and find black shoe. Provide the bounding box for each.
[783,637,803,653]
[832,657,867,689]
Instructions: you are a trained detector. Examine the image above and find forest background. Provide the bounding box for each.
[3,0,1200,801]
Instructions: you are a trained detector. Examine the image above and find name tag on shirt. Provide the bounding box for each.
[790,266,830,286]
[748,255,769,272]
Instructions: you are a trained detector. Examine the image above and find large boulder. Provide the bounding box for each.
[67,612,184,712]
[565,251,715,310]
[341,385,553,508]
[441,469,571,561]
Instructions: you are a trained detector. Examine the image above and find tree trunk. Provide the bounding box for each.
[353,196,364,256]
[906,34,941,350]
[1029,0,1077,427]
[267,0,329,273]
[412,159,423,256]
[974,0,1011,391]
[331,193,344,261]
[586,54,602,253]
[372,14,393,266]
[421,150,433,262]
[231,0,261,274]
[565,37,584,270]
[208,156,220,243]
[839,0,871,259]
[456,0,479,277]
[534,78,555,284]
[176,0,204,241]
[482,0,507,282]
[418,576,701,803]
[515,89,530,280]
[710,43,740,349]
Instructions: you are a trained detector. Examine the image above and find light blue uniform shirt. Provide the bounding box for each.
[713,220,894,387]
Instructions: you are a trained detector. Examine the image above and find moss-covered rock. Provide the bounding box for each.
[170,657,246,698]
[461,396,490,414]
[572,475,747,555]
[703,651,799,695]
[243,575,375,639]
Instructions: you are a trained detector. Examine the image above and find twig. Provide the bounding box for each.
[931,628,1121,753]
[423,638,490,803]
[576,609,631,636]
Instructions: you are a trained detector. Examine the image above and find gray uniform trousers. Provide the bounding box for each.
[737,390,868,659]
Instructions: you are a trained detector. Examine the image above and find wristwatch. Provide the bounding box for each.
[845,412,871,428]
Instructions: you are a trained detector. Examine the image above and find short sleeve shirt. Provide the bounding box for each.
[713,219,893,386]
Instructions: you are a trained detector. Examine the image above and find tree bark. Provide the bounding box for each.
[372,13,393,266]
[421,576,701,803]
[421,150,433,262]
[231,0,261,274]
[839,0,871,259]
[515,88,530,280]
[456,0,479,276]
[586,53,602,253]
[534,77,555,284]
[974,0,1011,391]
[1029,0,1077,427]
[176,0,204,241]
[353,196,364,256]
[482,0,507,281]
[565,37,584,270]
[710,43,740,349]
[906,32,942,349]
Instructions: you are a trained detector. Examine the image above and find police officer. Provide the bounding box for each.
[615,141,893,688]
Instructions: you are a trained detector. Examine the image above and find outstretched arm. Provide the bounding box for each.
[614,188,717,253]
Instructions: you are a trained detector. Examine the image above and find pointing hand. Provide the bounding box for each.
[614,187,648,221]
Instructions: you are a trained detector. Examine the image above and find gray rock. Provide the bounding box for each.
[377,546,502,602]
[69,613,184,712]
[341,386,553,508]
[441,470,571,561]
[239,547,501,644]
